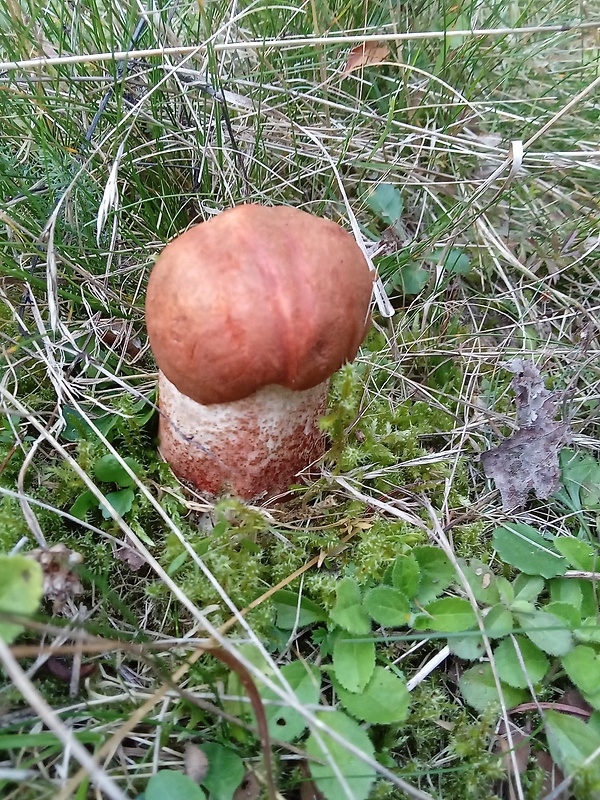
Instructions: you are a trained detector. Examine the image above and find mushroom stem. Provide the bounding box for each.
[158,371,329,499]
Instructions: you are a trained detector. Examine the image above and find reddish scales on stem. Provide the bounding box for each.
[145,204,373,499]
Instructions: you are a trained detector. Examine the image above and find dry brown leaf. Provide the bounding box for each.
[233,771,260,800]
[27,543,84,613]
[533,750,565,795]
[342,43,389,77]
[481,359,570,511]
[115,545,146,572]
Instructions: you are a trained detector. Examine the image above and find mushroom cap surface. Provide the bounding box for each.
[145,204,373,405]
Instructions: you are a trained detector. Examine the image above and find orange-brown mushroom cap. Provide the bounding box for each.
[145,204,374,405]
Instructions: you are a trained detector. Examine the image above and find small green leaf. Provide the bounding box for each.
[335,667,410,724]
[429,248,471,275]
[492,523,567,578]
[145,770,205,800]
[261,662,322,742]
[483,605,514,639]
[70,490,98,520]
[306,711,376,800]
[555,449,600,513]
[575,617,600,645]
[0,555,44,644]
[61,406,118,442]
[494,636,549,689]
[99,488,135,519]
[413,546,455,604]
[549,578,583,609]
[199,742,245,800]
[545,711,600,787]
[421,597,477,633]
[447,631,485,660]
[363,586,410,627]
[459,663,527,712]
[94,454,142,487]
[365,183,403,227]
[457,558,500,605]
[332,635,375,693]
[562,646,600,703]
[554,538,598,571]
[512,573,545,603]
[545,601,581,630]
[393,263,429,296]
[516,610,574,656]
[329,578,371,635]
[391,553,420,598]
[272,591,328,630]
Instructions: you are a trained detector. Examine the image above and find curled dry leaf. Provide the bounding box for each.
[481,359,571,511]
[26,543,84,613]
[115,545,147,572]
[342,43,389,77]
[233,771,260,800]
[46,656,96,682]
[100,319,142,359]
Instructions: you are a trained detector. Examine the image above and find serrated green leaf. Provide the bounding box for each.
[516,610,574,656]
[332,634,375,694]
[545,711,600,787]
[492,523,567,578]
[496,577,515,606]
[512,573,545,602]
[94,454,142,487]
[145,770,205,800]
[575,617,600,645]
[335,667,410,724]
[494,635,549,689]
[459,663,527,712]
[306,712,376,800]
[365,183,403,227]
[99,488,135,519]
[363,586,410,627]
[391,553,420,598]
[483,605,514,639]
[0,556,43,644]
[198,743,244,800]
[457,558,500,605]
[562,646,600,704]
[545,601,581,629]
[414,546,455,604]
[447,631,485,660]
[272,591,328,630]
[261,661,322,742]
[549,578,583,609]
[421,597,477,633]
[554,538,598,571]
[329,578,371,635]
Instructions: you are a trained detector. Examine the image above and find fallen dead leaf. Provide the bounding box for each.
[233,770,260,800]
[481,359,570,510]
[115,545,147,572]
[533,749,565,795]
[341,43,389,77]
[27,543,84,613]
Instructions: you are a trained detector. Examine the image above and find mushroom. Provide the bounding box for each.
[145,204,373,499]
